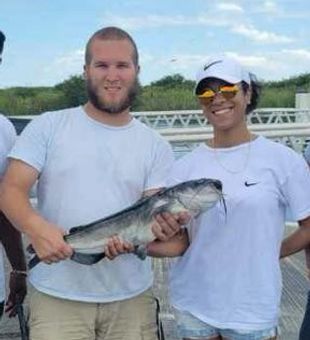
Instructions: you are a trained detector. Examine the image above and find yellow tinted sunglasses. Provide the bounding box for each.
[197,84,239,104]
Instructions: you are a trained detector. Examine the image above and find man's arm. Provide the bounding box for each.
[0,212,27,317]
[0,159,73,264]
[146,229,189,257]
[0,212,26,271]
[280,216,310,258]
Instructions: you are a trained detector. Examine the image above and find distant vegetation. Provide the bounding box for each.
[0,73,309,116]
[259,74,310,108]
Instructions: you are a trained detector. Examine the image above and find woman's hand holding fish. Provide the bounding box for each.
[29,222,73,264]
[152,211,191,241]
[104,236,135,260]
[177,211,192,225]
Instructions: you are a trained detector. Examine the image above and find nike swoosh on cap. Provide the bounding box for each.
[203,60,222,71]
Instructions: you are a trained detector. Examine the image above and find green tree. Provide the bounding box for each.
[150,74,194,89]
[55,75,87,107]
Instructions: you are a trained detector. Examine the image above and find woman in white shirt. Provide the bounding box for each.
[150,56,310,340]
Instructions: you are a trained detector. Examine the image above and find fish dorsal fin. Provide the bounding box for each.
[134,195,151,205]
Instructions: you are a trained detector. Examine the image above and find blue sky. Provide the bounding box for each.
[0,0,309,88]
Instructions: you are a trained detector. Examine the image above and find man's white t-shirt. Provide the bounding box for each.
[169,136,310,330]
[10,106,174,302]
[0,114,16,302]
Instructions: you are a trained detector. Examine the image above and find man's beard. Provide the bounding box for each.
[86,78,139,114]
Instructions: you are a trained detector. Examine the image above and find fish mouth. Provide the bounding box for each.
[211,181,227,216]
[211,183,227,216]
[211,179,222,191]
[183,180,226,215]
[200,180,227,216]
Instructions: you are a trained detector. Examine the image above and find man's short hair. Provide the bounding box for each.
[0,31,5,54]
[85,26,139,66]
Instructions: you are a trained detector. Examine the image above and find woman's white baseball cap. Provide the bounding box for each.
[194,56,251,94]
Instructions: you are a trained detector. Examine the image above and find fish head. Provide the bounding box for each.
[174,178,223,212]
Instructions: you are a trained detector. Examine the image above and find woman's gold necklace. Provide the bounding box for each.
[211,134,253,174]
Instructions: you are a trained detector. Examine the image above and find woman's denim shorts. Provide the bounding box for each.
[173,308,278,340]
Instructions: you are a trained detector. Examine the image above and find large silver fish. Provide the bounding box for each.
[28,178,224,269]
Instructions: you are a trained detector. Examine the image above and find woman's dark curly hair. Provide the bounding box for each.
[241,73,262,115]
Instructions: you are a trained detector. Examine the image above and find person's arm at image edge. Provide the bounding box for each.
[280,216,310,258]
[281,153,310,259]
[0,212,27,317]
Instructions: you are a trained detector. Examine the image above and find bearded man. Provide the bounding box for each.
[0,27,186,340]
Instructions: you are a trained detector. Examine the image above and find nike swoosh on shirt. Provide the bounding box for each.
[244,181,259,187]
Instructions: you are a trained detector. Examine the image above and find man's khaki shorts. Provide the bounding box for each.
[29,288,159,340]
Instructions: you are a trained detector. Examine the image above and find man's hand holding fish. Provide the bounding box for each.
[104,211,190,260]
[27,219,73,265]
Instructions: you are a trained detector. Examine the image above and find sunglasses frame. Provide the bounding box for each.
[197,84,239,103]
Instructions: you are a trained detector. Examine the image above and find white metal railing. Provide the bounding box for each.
[8,109,310,154]
[9,108,310,130]
[160,123,310,138]
[162,123,310,155]
[134,108,310,129]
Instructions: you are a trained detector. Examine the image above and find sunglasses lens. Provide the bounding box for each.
[197,89,215,104]
[220,85,239,100]
[198,89,215,98]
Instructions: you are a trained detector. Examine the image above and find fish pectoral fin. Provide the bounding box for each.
[133,245,148,260]
[71,252,106,265]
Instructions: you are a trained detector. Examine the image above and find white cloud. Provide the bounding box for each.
[43,49,84,83]
[281,49,310,60]
[100,13,197,30]
[223,50,310,81]
[224,52,268,67]
[250,0,281,16]
[195,14,235,27]
[217,3,244,12]
[54,49,84,67]
[101,13,294,47]
[261,1,279,15]
[100,12,241,31]
[231,24,293,43]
